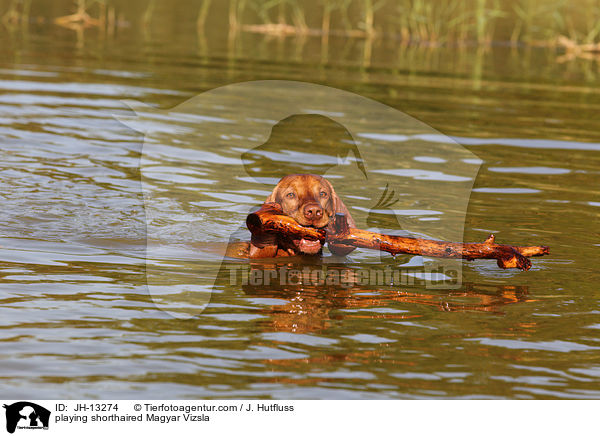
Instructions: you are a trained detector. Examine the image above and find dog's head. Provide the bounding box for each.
[265,174,355,254]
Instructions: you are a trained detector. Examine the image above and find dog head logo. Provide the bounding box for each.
[3,402,50,434]
[240,113,366,181]
[118,80,480,318]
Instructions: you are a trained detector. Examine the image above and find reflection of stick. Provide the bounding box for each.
[55,0,99,28]
[557,35,600,62]
[558,35,600,53]
[246,203,550,270]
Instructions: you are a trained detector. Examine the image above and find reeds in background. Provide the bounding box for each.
[2,0,600,49]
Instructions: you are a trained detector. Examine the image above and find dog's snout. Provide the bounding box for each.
[303,203,323,220]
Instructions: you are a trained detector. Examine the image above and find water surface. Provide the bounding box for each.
[0,2,599,399]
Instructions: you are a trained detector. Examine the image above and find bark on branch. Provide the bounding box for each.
[246,203,549,270]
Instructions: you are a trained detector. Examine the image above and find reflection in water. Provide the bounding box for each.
[225,261,533,333]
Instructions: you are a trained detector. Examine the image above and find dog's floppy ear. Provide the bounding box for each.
[323,178,355,228]
[322,178,356,256]
[265,185,279,204]
[265,175,290,204]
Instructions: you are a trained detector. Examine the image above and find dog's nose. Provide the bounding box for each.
[303,203,323,221]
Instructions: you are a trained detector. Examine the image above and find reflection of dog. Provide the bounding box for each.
[249,174,356,258]
[3,402,51,434]
[239,262,532,332]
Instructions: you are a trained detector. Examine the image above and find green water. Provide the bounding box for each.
[0,1,599,399]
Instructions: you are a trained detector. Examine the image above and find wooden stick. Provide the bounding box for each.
[246,203,326,243]
[246,203,550,270]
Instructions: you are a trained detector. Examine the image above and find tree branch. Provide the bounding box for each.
[246,203,549,270]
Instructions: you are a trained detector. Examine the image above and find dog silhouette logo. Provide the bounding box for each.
[3,402,50,434]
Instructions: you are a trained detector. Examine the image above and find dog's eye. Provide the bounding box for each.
[286,192,295,199]
[319,191,328,198]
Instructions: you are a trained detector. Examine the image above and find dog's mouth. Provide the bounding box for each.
[292,238,323,254]
[291,223,327,254]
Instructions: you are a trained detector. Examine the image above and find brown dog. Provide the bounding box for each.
[249,174,356,258]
